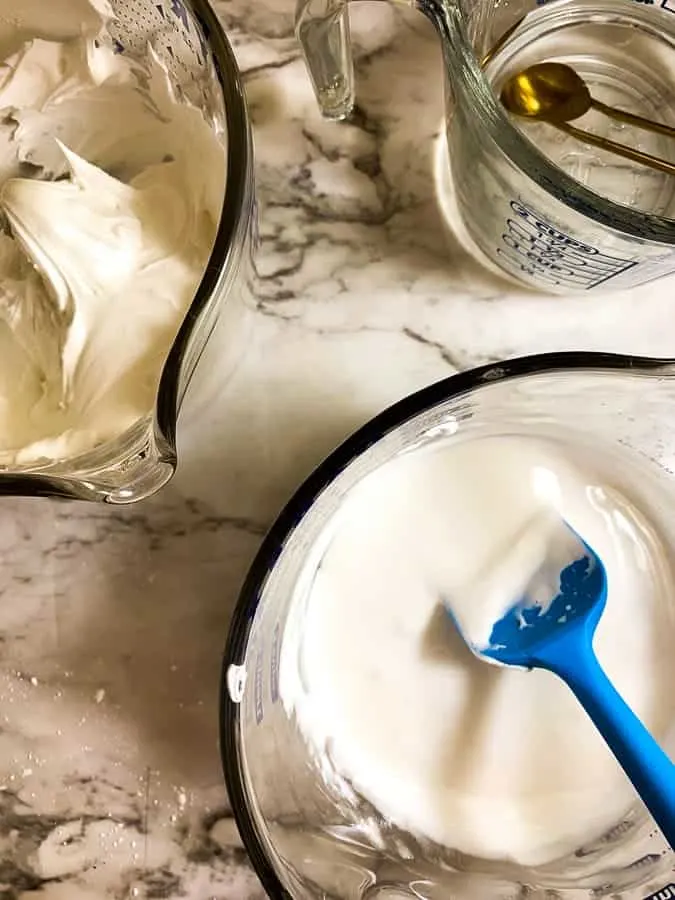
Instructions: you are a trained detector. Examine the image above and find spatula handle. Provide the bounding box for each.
[537,635,675,849]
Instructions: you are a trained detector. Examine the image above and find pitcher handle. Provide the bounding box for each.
[295,0,356,120]
[295,0,458,121]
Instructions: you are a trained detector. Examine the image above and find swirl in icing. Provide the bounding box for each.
[0,1,226,463]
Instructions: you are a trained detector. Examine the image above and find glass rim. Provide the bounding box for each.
[0,0,253,499]
[156,0,254,450]
[425,0,675,243]
[220,349,675,900]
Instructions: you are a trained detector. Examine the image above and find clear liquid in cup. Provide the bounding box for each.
[484,0,675,216]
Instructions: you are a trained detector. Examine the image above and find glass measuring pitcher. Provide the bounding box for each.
[222,351,675,900]
[296,0,675,293]
[0,0,255,504]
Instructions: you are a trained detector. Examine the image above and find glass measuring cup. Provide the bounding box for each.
[295,0,675,293]
[222,351,675,900]
[0,0,255,503]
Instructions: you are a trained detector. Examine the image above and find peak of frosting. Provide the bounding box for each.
[0,1,226,463]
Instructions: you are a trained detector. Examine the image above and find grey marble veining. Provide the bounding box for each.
[2,0,675,897]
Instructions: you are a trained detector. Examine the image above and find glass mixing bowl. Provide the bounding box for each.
[221,351,675,900]
[0,0,255,503]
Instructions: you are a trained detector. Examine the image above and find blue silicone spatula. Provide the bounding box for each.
[447,520,675,849]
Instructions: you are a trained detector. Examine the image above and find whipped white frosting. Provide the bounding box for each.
[0,0,226,463]
[281,435,675,866]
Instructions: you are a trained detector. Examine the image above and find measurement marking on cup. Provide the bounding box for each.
[643,884,675,900]
[497,200,637,288]
[226,664,247,703]
[254,648,264,724]
[270,621,281,704]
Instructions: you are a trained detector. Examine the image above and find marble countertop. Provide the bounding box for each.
[3,0,675,898]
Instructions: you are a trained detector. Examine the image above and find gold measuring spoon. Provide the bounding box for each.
[500,62,675,176]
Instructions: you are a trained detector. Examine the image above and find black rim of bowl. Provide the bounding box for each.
[220,349,674,900]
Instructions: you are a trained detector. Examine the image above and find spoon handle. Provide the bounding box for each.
[591,99,675,140]
[557,121,675,177]
[535,632,675,848]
